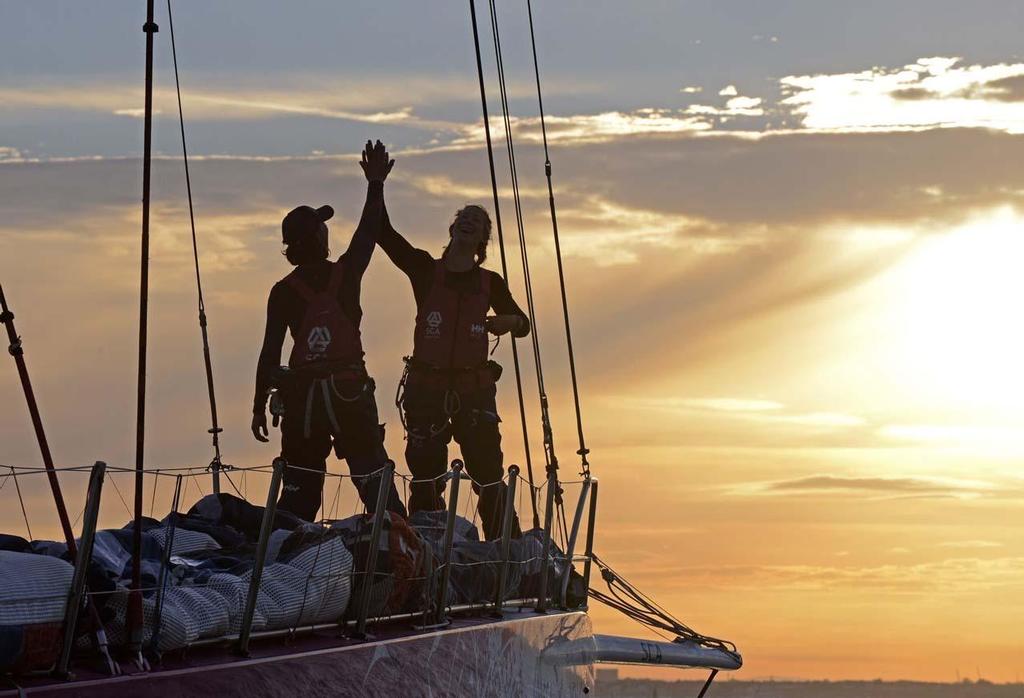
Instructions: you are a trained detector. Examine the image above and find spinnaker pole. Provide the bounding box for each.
[0,284,76,550]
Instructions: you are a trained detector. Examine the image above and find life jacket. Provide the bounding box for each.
[285,261,363,369]
[412,260,491,371]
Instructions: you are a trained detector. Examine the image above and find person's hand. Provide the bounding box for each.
[360,139,395,183]
[251,412,270,443]
[485,314,522,336]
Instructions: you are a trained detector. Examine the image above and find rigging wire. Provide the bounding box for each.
[485,0,559,482]
[589,554,740,659]
[166,0,226,495]
[526,0,590,476]
[467,0,539,528]
[483,0,570,540]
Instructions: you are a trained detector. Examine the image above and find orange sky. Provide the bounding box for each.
[3,4,1024,681]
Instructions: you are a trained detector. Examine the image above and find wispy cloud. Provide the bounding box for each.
[780,57,1024,134]
[740,474,1000,500]
[670,397,784,412]
[555,195,738,264]
[674,556,1024,594]
[629,397,865,430]
[938,540,1004,550]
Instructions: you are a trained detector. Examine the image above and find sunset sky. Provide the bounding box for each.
[2,1,1024,683]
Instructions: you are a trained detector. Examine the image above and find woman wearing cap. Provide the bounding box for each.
[376,198,529,540]
[251,140,405,522]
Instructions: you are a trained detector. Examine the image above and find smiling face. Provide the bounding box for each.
[449,205,491,249]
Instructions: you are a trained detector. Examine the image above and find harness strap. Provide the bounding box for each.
[443,389,461,417]
[303,382,316,438]
[320,379,343,435]
[285,271,318,304]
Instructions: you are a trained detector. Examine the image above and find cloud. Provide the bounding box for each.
[666,397,784,412]
[780,56,1024,134]
[453,109,713,148]
[674,557,1024,594]
[686,96,765,119]
[719,85,739,97]
[628,397,864,429]
[938,540,1004,550]
[554,195,741,264]
[0,74,546,122]
[747,475,1000,500]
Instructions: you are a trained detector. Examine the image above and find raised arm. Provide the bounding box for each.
[378,195,433,278]
[251,285,288,441]
[340,140,394,276]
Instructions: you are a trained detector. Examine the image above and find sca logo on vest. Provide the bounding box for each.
[307,325,332,355]
[425,311,443,338]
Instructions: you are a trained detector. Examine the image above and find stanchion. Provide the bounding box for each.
[352,461,395,639]
[236,458,284,657]
[581,477,598,604]
[149,474,184,656]
[492,465,519,617]
[56,461,106,678]
[559,477,591,609]
[430,460,463,627]
[534,467,558,613]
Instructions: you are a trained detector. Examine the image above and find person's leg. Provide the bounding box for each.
[402,383,453,514]
[452,384,521,541]
[277,383,331,522]
[332,376,407,518]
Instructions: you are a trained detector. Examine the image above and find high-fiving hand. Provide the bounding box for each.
[360,139,395,183]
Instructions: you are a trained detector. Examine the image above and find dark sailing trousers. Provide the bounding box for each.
[402,381,521,541]
[278,376,406,522]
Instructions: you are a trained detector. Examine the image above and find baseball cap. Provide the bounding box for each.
[282,204,334,245]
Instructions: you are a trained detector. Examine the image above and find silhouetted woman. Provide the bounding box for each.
[251,140,405,522]
[378,198,528,540]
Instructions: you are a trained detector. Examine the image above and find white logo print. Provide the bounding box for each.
[307,325,332,354]
[425,311,443,338]
[470,323,485,336]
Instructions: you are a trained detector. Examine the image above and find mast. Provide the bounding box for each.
[129,0,158,656]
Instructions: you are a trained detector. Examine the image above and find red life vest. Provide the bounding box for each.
[285,261,363,369]
[412,261,491,370]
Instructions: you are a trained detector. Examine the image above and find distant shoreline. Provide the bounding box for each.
[595,673,1024,697]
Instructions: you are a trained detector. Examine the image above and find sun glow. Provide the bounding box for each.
[888,206,1024,417]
